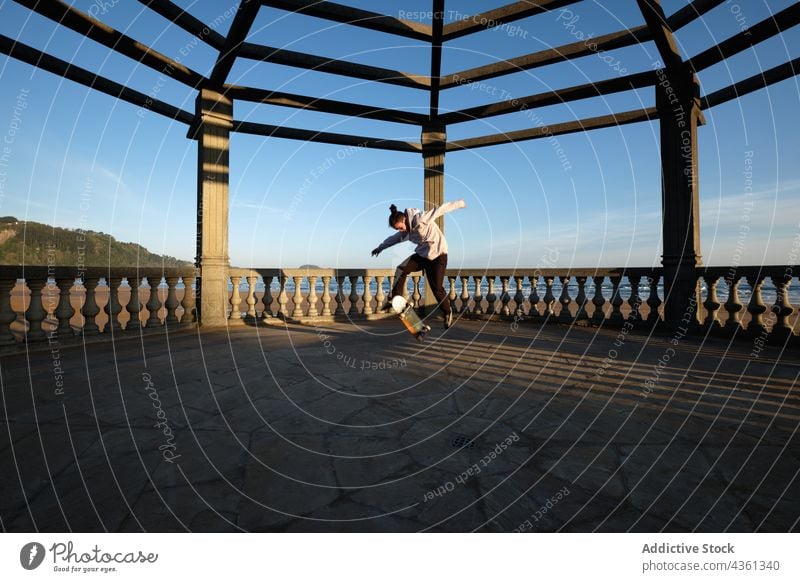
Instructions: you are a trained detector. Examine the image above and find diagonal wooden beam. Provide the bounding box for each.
[0,34,194,124]
[262,0,431,41]
[441,70,658,124]
[666,0,727,30]
[429,0,444,119]
[12,0,205,87]
[222,85,426,125]
[690,2,800,72]
[443,0,580,41]
[232,121,421,152]
[446,108,658,151]
[636,0,683,71]
[440,25,651,89]
[702,56,800,109]
[210,0,261,83]
[237,43,430,88]
[135,0,226,50]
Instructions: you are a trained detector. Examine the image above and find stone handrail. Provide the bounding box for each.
[0,266,198,346]
[0,265,795,345]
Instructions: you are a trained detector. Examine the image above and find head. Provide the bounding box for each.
[388,204,407,232]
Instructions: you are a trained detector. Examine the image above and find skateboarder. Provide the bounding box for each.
[371,199,466,329]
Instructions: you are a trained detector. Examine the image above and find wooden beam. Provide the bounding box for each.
[666,0,726,30]
[232,121,421,152]
[210,0,261,83]
[690,3,800,71]
[0,34,194,124]
[12,0,205,88]
[440,25,651,88]
[702,56,800,109]
[446,108,658,151]
[429,0,444,118]
[135,0,225,49]
[238,43,430,88]
[223,85,426,125]
[636,0,683,71]
[441,70,658,124]
[262,0,431,41]
[442,0,580,41]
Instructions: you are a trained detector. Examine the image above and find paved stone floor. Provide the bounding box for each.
[1,315,798,532]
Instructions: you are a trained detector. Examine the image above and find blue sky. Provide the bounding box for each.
[0,0,798,269]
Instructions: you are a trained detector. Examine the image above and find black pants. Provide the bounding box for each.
[391,253,450,315]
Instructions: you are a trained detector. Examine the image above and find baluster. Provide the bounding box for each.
[411,275,422,307]
[513,276,525,317]
[349,276,360,315]
[229,275,243,321]
[609,276,624,323]
[592,276,606,323]
[292,275,305,318]
[146,275,163,328]
[460,276,470,314]
[334,276,346,316]
[125,275,142,331]
[542,276,556,318]
[702,274,722,330]
[24,278,48,342]
[486,276,497,315]
[723,274,744,332]
[81,277,101,335]
[102,276,124,333]
[646,274,662,325]
[448,276,458,313]
[746,274,767,336]
[278,275,290,319]
[55,277,76,336]
[260,275,274,320]
[308,275,319,317]
[558,275,572,322]
[528,274,540,319]
[499,276,511,316]
[164,276,180,325]
[180,276,197,324]
[245,275,258,320]
[575,276,588,320]
[627,274,643,323]
[770,274,794,340]
[321,275,332,317]
[0,279,17,345]
[472,275,484,315]
[362,275,373,316]
[375,275,385,313]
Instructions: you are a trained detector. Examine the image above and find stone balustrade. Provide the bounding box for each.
[0,266,198,346]
[0,265,796,346]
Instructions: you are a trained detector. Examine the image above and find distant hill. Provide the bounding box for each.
[0,217,192,267]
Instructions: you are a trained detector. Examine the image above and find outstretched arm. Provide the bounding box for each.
[371,231,403,256]
[417,199,467,225]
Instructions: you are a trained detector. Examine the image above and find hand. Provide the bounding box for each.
[371,247,381,257]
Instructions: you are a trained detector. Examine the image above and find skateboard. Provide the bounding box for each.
[391,296,431,342]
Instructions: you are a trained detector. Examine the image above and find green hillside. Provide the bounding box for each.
[0,217,192,267]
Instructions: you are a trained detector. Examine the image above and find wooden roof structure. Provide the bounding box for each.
[2,0,798,152]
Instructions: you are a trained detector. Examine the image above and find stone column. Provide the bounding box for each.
[421,121,446,314]
[192,87,232,327]
[658,66,703,331]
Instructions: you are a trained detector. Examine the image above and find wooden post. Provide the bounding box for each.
[192,87,232,327]
[657,65,703,330]
[421,121,446,314]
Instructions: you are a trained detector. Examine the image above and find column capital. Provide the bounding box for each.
[421,122,447,156]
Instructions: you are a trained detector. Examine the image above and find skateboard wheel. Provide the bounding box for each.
[416,333,425,342]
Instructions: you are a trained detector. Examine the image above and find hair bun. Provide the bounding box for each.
[389,204,397,212]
